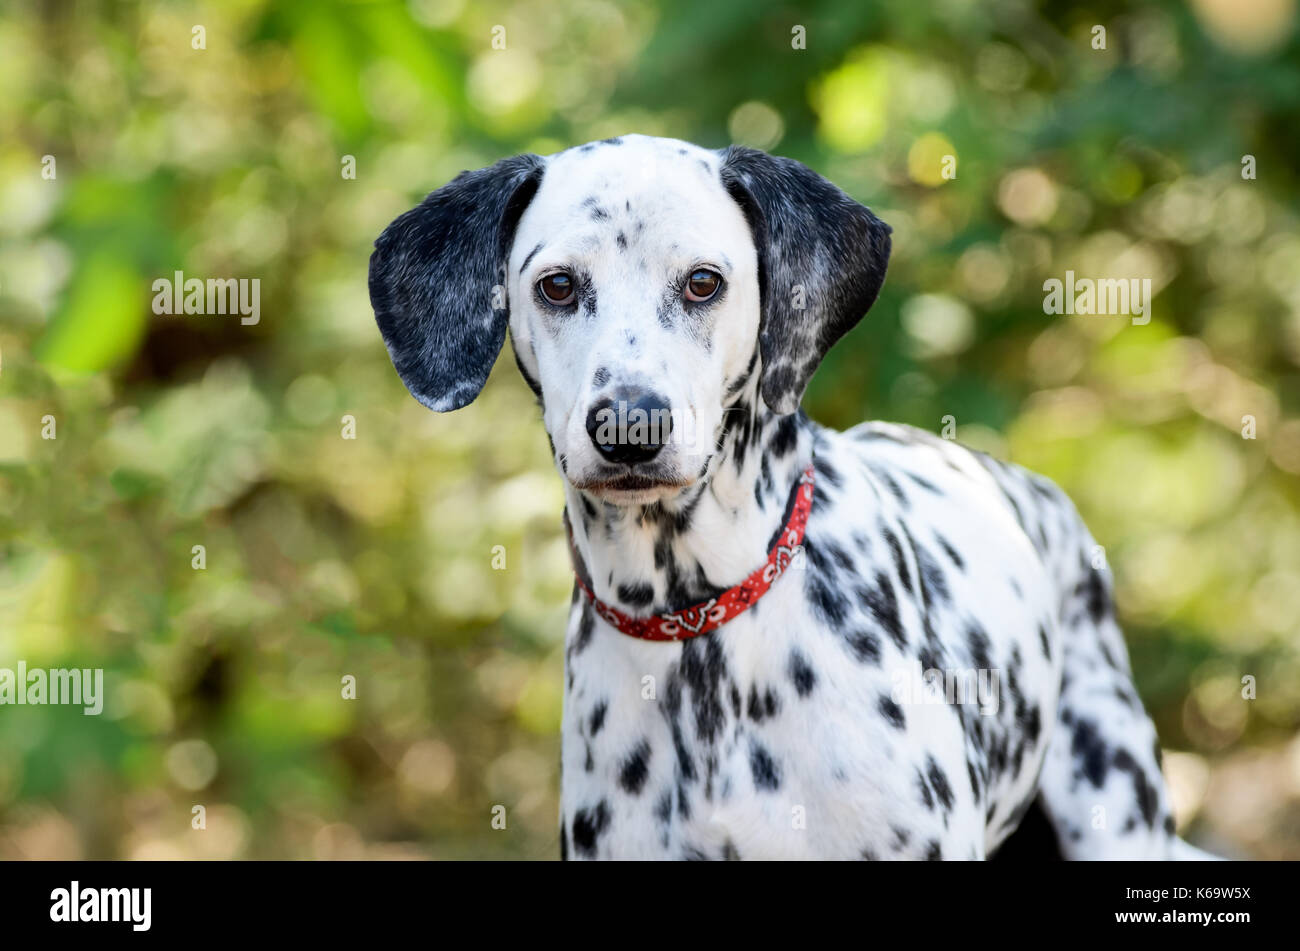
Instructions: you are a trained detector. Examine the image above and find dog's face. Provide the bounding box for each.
[506,139,759,504]
[369,135,891,506]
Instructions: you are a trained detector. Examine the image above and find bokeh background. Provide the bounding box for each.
[1,0,1298,860]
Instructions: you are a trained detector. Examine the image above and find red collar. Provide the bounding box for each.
[570,463,815,641]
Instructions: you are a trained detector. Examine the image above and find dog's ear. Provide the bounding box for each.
[369,154,545,412]
[719,146,891,416]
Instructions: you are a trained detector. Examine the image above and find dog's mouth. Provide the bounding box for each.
[571,471,694,504]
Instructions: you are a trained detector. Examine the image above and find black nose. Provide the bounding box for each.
[585,390,674,465]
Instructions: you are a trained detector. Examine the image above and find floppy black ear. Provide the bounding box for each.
[719,146,891,416]
[369,154,545,412]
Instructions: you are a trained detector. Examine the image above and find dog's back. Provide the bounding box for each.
[841,420,1182,858]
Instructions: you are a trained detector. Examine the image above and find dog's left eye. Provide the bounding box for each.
[684,269,722,302]
[538,272,576,306]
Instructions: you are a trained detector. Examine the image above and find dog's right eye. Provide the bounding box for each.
[538,272,575,306]
[684,269,722,302]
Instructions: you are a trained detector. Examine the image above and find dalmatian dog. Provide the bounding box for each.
[369,134,1213,860]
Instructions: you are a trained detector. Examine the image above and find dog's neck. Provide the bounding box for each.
[562,383,817,616]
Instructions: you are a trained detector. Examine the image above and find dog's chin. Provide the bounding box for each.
[570,471,693,506]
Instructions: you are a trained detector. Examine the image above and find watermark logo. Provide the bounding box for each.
[152,270,260,325]
[592,401,702,453]
[1043,270,1151,325]
[891,664,1001,716]
[50,882,151,932]
[0,662,103,715]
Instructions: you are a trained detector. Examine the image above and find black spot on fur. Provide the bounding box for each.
[859,574,905,649]
[826,542,855,573]
[912,542,950,604]
[1080,568,1110,623]
[917,770,935,810]
[749,740,781,791]
[966,622,994,672]
[1019,705,1042,745]
[654,790,673,824]
[788,649,817,697]
[879,695,906,729]
[619,740,651,795]
[664,677,697,784]
[1112,749,1160,827]
[747,684,781,722]
[806,572,851,627]
[926,756,954,812]
[1070,717,1110,787]
[906,472,942,494]
[872,467,909,509]
[813,454,843,489]
[882,528,912,595]
[572,600,596,655]
[679,636,729,744]
[617,582,654,608]
[845,629,882,664]
[935,534,965,570]
[571,800,610,857]
[891,826,911,850]
[768,413,799,457]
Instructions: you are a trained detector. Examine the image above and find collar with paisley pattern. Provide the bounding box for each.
[569,462,815,641]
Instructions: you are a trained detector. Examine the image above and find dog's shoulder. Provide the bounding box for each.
[831,420,1061,507]
[821,420,1092,584]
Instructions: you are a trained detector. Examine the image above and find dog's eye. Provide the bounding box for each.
[685,269,722,302]
[538,272,575,306]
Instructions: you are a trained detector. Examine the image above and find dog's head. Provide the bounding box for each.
[370,135,890,505]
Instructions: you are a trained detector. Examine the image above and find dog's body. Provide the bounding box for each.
[557,414,1178,860]
[370,135,1202,860]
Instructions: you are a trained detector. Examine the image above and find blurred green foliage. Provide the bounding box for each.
[0,0,1298,859]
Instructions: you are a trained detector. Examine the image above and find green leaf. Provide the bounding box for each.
[34,250,145,374]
